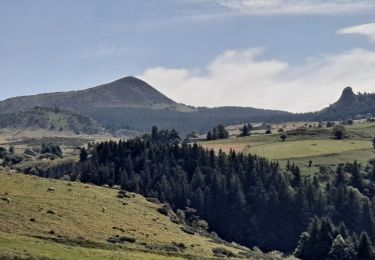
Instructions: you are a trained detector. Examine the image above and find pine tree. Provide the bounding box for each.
[207,131,212,140]
[151,126,158,142]
[328,235,355,260]
[240,124,249,136]
[362,198,375,240]
[357,232,373,260]
[335,165,346,187]
[79,148,88,162]
[351,161,363,191]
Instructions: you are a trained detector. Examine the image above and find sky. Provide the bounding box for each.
[1,0,375,112]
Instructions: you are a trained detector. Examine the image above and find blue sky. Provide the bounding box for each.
[1,0,375,112]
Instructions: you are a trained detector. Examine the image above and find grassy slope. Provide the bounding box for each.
[200,122,375,175]
[0,171,276,260]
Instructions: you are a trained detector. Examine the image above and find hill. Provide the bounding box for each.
[305,87,375,121]
[0,107,104,135]
[0,77,293,135]
[0,170,284,260]
[0,76,191,114]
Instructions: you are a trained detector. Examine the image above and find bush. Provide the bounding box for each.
[197,219,209,230]
[181,226,195,235]
[212,247,236,257]
[107,235,136,243]
[157,206,169,216]
[332,125,347,140]
[41,143,63,158]
[146,197,160,204]
[171,242,187,250]
[24,148,36,157]
[0,147,8,159]
[3,154,23,166]
[119,236,136,243]
[265,129,272,134]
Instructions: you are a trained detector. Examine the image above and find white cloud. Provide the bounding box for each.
[211,0,375,15]
[338,23,375,43]
[139,48,375,112]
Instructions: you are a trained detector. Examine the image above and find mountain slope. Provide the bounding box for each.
[0,170,281,260]
[0,76,190,114]
[308,87,375,121]
[0,76,293,134]
[0,106,103,134]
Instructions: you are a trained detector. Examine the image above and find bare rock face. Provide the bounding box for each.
[337,86,356,106]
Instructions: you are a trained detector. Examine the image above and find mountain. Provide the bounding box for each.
[0,76,292,135]
[0,106,104,134]
[305,86,375,121]
[0,76,191,114]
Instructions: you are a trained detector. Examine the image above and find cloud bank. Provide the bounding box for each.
[139,47,375,113]
[211,0,375,15]
[338,23,375,43]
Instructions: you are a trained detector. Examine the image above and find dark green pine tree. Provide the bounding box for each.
[79,148,88,162]
[350,161,363,192]
[294,216,321,260]
[151,126,158,142]
[357,232,373,260]
[207,131,212,141]
[241,124,249,136]
[362,198,375,240]
[315,217,335,259]
[328,234,355,260]
[335,165,346,188]
[212,127,217,140]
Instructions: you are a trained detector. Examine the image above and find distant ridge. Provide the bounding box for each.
[0,76,191,114]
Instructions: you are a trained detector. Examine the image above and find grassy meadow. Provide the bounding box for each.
[200,121,375,175]
[0,170,286,260]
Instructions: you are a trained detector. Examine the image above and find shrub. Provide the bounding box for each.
[181,226,195,235]
[146,197,160,204]
[265,129,272,134]
[176,209,185,220]
[41,143,63,158]
[157,206,169,216]
[172,242,187,250]
[0,147,8,159]
[332,125,347,140]
[212,247,236,257]
[197,219,209,230]
[107,235,136,243]
[119,236,136,243]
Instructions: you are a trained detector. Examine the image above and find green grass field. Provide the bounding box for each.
[0,171,286,260]
[200,122,375,176]
[243,139,371,160]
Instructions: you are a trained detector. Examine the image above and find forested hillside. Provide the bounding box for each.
[89,106,293,135]
[22,128,375,258]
